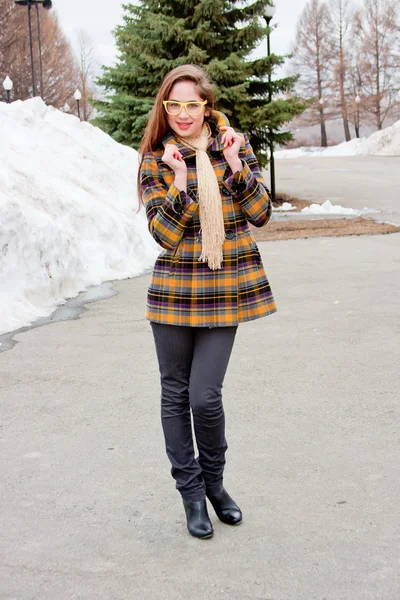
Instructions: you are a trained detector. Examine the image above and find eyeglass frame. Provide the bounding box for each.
[163,99,208,116]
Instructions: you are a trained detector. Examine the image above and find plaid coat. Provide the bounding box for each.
[141,111,277,327]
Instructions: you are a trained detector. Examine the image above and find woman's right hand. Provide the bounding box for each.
[162,144,187,173]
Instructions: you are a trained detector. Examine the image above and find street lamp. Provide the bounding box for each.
[355,95,361,138]
[63,102,70,113]
[265,4,277,21]
[14,0,53,99]
[264,4,277,203]
[3,76,13,104]
[74,89,82,119]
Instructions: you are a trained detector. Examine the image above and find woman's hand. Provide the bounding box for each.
[162,144,187,193]
[220,126,244,173]
[162,144,187,173]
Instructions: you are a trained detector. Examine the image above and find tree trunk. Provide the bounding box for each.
[340,77,351,140]
[354,111,360,138]
[374,15,382,130]
[339,33,351,141]
[320,105,328,146]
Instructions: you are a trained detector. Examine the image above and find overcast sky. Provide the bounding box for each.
[55,0,311,74]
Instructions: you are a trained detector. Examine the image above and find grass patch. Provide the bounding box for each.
[252,217,400,242]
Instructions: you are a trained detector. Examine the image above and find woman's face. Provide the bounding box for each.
[166,81,209,138]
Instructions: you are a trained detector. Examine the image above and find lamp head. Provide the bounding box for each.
[74,89,82,101]
[3,76,13,91]
[355,95,361,103]
[265,5,276,19]
[15,1,53,7]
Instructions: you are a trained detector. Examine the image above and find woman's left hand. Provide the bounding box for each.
[220,126,244,171]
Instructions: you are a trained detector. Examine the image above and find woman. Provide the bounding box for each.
[138,64,277,539]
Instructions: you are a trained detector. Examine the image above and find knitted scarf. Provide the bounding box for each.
[176,123,225,271]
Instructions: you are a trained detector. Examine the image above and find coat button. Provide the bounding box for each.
[221,186,230,196]
[173,200,183,214]
[225,229,234,240]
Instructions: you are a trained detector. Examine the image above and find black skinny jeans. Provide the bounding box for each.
[151,322,237,501]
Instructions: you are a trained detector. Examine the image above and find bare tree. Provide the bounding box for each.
[0,0,27,98]
[38,12,80,108]
[76,28,98,121]
[1,1,80,108]
[290,0,335,146]
[0,1,15,59]
[328,0,354,141]
[346,31,370,137]
[353,0,400,130]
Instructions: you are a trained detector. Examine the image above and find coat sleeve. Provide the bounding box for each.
[223,135,272,228]
[141,152,198,250]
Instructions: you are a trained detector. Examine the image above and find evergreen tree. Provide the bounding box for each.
[91,0,306,165]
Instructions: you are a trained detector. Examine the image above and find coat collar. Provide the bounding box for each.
[161,112,224,159]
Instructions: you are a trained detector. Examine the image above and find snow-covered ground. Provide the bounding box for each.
[0,98,159,336]
[276,119,400,159]
[272,200,378,217]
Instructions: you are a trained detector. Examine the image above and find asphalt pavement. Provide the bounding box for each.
[267,155,400,225]
[1,231,399,599]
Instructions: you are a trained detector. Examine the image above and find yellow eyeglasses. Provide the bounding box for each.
[163,100,207,116]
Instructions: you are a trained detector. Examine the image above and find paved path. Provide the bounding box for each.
[1,234,400,599]
[266,156,400,225]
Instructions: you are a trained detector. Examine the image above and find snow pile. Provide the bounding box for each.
[272,199,377,216]
[0,98,159,335]
[273,202,297,211]
[276,119,400,159]
[301,200,376,216]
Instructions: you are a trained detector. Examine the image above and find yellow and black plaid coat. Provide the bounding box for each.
[141,111,277,327]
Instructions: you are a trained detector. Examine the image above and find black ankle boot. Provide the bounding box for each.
[182,499,214,539]
[207,488,242,525]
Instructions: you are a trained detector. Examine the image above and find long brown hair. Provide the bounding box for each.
[137,64,216,203]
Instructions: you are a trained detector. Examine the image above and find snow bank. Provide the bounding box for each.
[275,119,400,159]
[273,202,297,211]
[0,98,159,335]
[272,199,377,216]
[301,200,376,216]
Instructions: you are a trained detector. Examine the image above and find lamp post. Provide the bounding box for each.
[74,89,82,119]
[264,4,277,203]
[14,0,36,95]
[3,76,13,103]
[14,0,53,99]
[35,1,53,99]
[355,95,361,138]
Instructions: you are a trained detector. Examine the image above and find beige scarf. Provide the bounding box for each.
[176,123,225,270]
